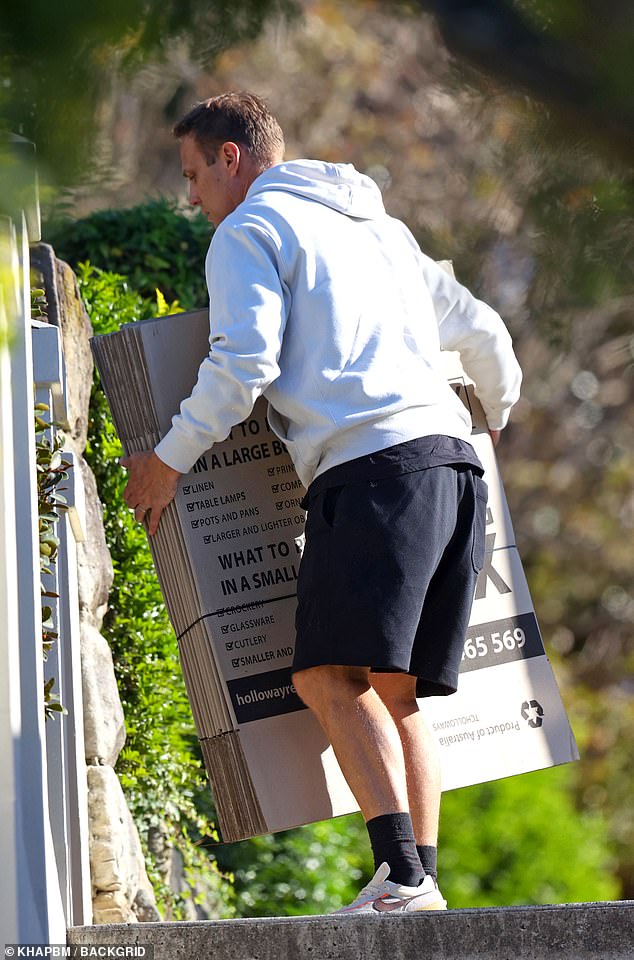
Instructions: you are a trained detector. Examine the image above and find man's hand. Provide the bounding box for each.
[121,451,182,536]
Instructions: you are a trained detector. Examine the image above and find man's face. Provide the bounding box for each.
[180,133,241,227]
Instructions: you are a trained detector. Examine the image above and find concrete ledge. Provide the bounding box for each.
[68,900,634,960]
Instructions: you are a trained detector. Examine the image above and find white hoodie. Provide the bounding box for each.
[155,160,522,488]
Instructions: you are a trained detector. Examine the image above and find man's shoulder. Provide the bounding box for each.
[208,202,290,267]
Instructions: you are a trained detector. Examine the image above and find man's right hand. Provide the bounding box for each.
[121,450,182,536]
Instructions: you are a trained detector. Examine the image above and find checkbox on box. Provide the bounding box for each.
[226,641,234,650]
[221,625,229,635]
[183,485,191,495]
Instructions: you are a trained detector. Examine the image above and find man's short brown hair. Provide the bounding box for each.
[173,92,285,170]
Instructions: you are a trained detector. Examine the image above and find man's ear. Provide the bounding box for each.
[221,141,241,174]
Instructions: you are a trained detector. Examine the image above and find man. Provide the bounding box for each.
[123,91,522,914]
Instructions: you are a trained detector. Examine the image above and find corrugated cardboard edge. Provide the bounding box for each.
[200,731,268,840]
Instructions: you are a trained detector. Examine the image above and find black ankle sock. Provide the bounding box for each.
[366,813,425,887]
[416,844,437,880]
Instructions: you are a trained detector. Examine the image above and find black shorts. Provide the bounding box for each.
[293,462,488,697]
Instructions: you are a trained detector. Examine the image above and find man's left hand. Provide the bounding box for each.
[122,451,182,536]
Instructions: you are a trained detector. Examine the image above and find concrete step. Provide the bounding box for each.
[68,900,634,960]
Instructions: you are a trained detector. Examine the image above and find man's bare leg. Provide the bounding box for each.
[370,672,441,848]
[293,663,446,903]
[292,664,409,820]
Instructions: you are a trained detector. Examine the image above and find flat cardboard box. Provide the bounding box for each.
[92,310,578,841]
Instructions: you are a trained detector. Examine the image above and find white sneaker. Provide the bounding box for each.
[332,862,447,914]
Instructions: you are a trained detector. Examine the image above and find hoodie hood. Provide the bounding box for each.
[246,159,386,220]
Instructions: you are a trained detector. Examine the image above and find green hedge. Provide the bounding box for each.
[48,198,211,305]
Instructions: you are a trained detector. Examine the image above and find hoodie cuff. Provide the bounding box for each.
[483,407,513,432]
[154,428,204,475]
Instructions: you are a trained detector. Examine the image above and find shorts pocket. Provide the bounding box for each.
[322,485,343,528]
[306,485,343,535]
[471,475,489,574]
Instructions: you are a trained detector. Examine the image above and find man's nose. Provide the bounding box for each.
[189,184,201,206]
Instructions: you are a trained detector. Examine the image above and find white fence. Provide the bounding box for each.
[0,138,91,943]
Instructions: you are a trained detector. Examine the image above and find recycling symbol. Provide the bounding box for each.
[521,700,544,728]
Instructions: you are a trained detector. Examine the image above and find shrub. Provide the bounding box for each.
[47,198,211,306]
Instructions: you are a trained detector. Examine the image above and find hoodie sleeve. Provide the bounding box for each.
[155,220,288,472]
[419,252,522,431]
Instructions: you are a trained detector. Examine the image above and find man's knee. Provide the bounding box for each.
[370,672,419,719]
[292,664,368,712]
[292,666,323,708]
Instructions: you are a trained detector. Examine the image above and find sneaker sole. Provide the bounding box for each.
[406,898,448,912]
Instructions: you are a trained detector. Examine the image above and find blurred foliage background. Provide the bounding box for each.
[6,0,633,917]
[0,0,296,192]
